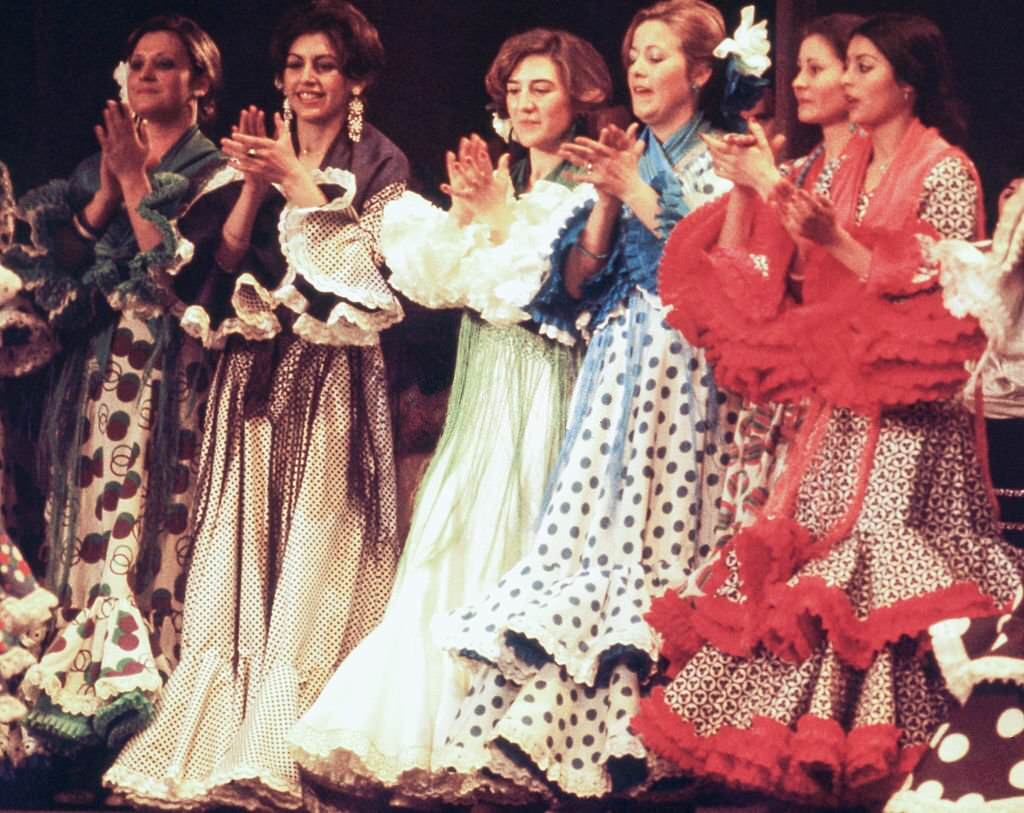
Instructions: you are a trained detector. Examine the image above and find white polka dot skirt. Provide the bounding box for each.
[104,337,399,810]
[435,290,736,799]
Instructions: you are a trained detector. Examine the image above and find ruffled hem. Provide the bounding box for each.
[0,584,57,633]
[288,300,397,348]
[104,762,302,811]
[0,646,36,681]
[21,596,164,717]
[651,515,1005,672]
[176,269,283,350]
[634,689,924,806]
[930,613,1024,704]
[0,692,26,723]
[25,688,154,750]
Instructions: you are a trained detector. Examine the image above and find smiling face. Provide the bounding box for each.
[127,30,203,122]
[792,34,848,128]
[842,34,912,129]
[506,54,575,154]
[627,19,704,141]
[282,31,358,127]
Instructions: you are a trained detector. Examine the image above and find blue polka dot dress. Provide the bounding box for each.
[434,122,737,800]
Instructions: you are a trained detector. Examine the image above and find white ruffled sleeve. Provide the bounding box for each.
[382,181,596,327]
[927,235,1024,416]
[277,167,405,347]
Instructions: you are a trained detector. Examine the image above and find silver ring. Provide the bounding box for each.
[246,148,257,158]
[585,162,593,175]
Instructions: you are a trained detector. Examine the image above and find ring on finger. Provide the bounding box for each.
[585,162,593,175]
[247,148,257,158]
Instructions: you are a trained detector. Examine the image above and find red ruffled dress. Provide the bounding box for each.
[633,122,1024,807]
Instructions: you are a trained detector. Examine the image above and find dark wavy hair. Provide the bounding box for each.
[800,13,865,62]
[485,28,612,119]
[270,0,385,88]
[125,15,222,125]
[622,0,730,130]
[851,13,967,146]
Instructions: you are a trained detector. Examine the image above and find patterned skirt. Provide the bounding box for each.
[104,336,399,810]
[636,401,1024,808]
[433,290,736,801]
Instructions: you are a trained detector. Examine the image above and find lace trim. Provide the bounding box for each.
[21,596,164,716]
[176,274,282,350]
[0,584,57,632]
[0,692,26,723]
[276,169,395,312]
[0,646,37,680]
[104,762,302,811]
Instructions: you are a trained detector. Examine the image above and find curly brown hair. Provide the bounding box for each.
[485,28,612,119]
[270,0,385,88]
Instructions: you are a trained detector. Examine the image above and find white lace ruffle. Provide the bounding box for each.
[177,274,282,350]
[383,182,596,328]
[277,169,396,311]
[0,584,57,633]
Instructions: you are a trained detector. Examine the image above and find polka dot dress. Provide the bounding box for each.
[104,337,399,811]
[436,289,736,798]
[888,591,1024,811]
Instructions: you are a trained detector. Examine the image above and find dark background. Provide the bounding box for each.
[5,0,1022,220]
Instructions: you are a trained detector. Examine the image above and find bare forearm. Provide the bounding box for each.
[565,197,619,299]
[120,174,162,252]
[216,185,265,270]
[621,182,662,236]
[719,187,758,249]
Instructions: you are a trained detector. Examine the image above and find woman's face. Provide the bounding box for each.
[627,19,703,140]
[792,34,848,128]
[842,34,911,129]
[506,54,574,154]
[127,31,202,122]
[282,32,356,127]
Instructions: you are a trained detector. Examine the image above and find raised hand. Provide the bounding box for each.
[221,111,324,207]
[440,134,512,228]
[558,123,645,205]
[95,100,150,192]
[993,181,1024,274]
[774,182,840,247]
[228,106,271,199]
[702,120,785,197]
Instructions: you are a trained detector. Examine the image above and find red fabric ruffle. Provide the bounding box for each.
[651,516,1003,671]
[633,689,926,806]
[659,205,986,412]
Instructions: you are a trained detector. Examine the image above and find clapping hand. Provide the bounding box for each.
[702,120,785,197]
[773,180,841,248]
[95,100,151,196]
[440,133,512,228]
[224,106,272,198]
[222,110,302,188]
[559,122,645,205]
[993,181,1024,274]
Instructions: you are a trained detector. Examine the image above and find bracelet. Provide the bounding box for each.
[573,240,609,261]
[72,211,102,242]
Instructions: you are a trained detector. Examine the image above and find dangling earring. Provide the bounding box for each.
[347,89,364,143]
[282,96,294,127]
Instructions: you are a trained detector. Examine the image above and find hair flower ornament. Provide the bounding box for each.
[714,5,771,78]
[113,61,132,108]
[491,113,513,143]
[715,5,772,132]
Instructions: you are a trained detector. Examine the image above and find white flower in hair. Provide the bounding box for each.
[714,5,771,78]
[113,61,132,108]
[492,112,513,143]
